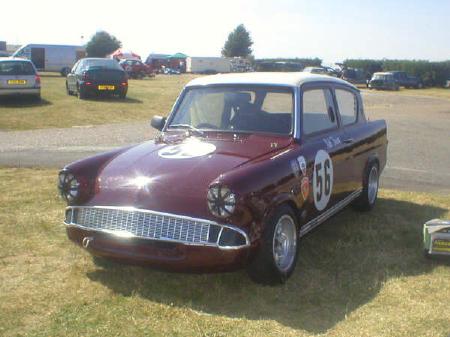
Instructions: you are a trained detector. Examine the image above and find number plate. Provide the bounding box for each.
[8,79,27,85]
[432,239,450,253]
[98,85,115,90]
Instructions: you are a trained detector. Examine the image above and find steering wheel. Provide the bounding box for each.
[196,123,218,129]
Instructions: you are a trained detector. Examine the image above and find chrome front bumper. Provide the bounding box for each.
[64,206,250,250]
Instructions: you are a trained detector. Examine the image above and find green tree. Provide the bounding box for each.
[222,24,253,58]
[85,31,121,58]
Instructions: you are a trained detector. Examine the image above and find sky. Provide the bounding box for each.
[1,0,449,65]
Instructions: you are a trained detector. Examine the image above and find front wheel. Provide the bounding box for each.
[353,161,379,211]
[61,67,71,77]
[66,82,73,96]
[247,205,299,285]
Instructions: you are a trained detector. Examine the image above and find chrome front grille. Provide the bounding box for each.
[67,207,211,245]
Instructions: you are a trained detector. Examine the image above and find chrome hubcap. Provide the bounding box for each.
[368,166,379,204]
[273,215,297,272]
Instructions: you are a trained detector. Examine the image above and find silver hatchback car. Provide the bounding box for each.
[0,58,41,100]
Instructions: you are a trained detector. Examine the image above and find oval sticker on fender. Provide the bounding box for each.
[313,150,333,211]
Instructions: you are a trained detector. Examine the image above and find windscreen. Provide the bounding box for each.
[373,74,390,80]
[82,59,122,71]
[168,86,294,135]
[0,61,35,75]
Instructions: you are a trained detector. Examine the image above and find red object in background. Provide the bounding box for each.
[110,48,141,61]
[119,59,154,78]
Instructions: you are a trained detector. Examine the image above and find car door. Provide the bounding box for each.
[333,85,365,194]
[298,83,348,224]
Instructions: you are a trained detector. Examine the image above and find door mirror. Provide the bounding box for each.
[151,115,166,131]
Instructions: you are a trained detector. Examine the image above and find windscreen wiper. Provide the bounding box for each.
[168,124,205,136]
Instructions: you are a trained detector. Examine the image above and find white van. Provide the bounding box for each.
[12,44,86,76]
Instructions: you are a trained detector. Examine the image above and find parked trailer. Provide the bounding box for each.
[186,57,231,74]
[12,44,86,76]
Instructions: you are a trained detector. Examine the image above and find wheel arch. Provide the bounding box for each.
[263,193,300,228]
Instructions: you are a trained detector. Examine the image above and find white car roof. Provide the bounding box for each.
[186,72,356,88]
[0,57,33,62]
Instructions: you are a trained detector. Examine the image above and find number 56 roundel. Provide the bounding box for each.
[313,150,334,211]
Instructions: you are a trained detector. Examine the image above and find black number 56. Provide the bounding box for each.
[315,159,331,202]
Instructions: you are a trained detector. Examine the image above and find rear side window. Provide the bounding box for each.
[335,89,357,126]
[0,61,36,75]
[302,88,337,135]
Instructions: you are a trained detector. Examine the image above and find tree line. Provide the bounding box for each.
[343,59,450,86]
[84,28,449,87]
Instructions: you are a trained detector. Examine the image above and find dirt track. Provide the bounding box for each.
[0,90,449,194]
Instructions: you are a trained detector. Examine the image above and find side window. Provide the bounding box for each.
[335,89,357,126]
[302,88,337,135]
[261,92,293,114]
[74,60,85,74]
[71,60,80,73]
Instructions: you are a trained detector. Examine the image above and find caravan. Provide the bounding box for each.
[12,44,85,76]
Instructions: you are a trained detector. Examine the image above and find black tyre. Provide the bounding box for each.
[118,92,127,99]
[78,85,87,99]
[66,82,73,96]
[247,204,299,285]
[353,161,379,211]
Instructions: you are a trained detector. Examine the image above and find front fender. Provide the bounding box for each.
[61,145,134,204]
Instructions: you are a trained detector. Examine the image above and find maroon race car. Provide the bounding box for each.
[58,72,387,285]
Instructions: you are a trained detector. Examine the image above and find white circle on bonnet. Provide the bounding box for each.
[158,141,216,159]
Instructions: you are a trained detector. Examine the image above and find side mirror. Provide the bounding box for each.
[151,115,166,131]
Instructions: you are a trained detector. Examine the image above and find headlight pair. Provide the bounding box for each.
[207,184,236,218]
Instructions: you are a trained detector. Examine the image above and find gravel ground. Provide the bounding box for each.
[1,91,449,194]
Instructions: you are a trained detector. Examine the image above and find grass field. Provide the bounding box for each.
[0,73,198,131]
[1,168,449,337]
[0,74,449,131]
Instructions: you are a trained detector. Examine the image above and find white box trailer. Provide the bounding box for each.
[186,57,231,73]
[12,44,86,76]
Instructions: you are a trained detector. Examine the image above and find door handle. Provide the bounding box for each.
[343,138,354,144]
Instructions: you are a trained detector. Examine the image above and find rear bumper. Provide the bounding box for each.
[67,226,251,272]
[0,88,40,96]
[80,82,127,95]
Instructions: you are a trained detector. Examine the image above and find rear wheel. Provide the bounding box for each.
[353,161,379,211]
[247,205,299,285]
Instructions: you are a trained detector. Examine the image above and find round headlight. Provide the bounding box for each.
[207,185,236,218]
[58,171,80,204]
